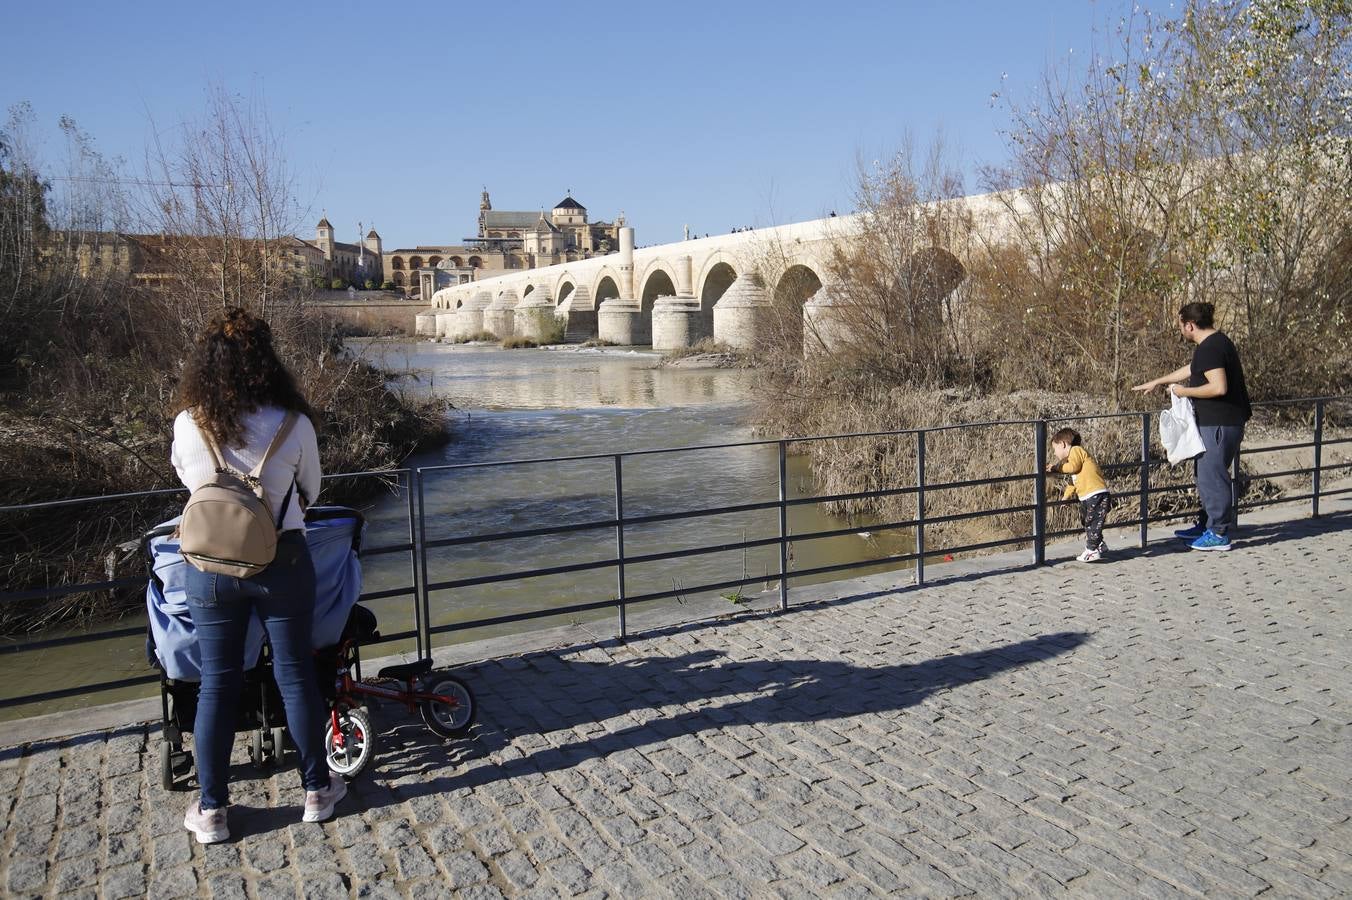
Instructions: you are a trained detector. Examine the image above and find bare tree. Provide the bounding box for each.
[141,85,305,336]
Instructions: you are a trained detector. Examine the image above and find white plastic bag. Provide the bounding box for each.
[1160,393,1206,465]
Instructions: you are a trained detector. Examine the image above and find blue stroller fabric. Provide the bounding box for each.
[146,508,364,681]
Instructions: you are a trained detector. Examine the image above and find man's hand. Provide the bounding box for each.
[1170,383,1186,397]
[1131,379,1159,394]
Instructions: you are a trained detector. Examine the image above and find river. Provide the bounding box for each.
[1,340,911,720]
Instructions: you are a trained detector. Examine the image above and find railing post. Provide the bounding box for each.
[1312,400,1324,518]
[614,455,628,639]
[777,440,789,611]
[915,431,926,587]
[1033,420,1048,565]
[1139,412,1151,549]
[413,468,430,661]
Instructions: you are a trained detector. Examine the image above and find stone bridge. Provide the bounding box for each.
[417,191,1015,351]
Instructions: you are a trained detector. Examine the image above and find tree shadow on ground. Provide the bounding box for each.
[358,629,1090,805]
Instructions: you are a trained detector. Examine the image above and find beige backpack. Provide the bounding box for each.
[178,412,299,578]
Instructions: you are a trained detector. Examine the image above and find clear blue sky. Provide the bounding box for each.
[2,0,1131,251]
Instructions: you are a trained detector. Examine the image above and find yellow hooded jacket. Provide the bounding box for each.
[1054,445,1108,501]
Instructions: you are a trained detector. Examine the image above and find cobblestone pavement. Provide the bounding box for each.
[2,509,1350,898]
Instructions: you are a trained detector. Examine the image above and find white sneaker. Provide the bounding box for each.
[183,798,229,844]
[1076,548,1102,562]
[303,776,348,823]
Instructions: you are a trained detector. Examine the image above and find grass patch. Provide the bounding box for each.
[501,335,539,349]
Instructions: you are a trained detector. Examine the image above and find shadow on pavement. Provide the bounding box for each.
[359,629,1091,806]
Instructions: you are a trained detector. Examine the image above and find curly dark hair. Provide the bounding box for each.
[177,308,312,447]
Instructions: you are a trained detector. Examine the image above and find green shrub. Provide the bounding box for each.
[501,335,538,349]
[330,277,346,290]
[363,279,377,290]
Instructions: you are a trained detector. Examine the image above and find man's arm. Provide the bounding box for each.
[1132,364,1192,394]
[1171,367,1227,399]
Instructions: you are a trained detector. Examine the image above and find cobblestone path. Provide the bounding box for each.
[2,509,1350,898]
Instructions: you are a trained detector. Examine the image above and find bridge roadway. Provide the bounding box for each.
[2,498,1349,898]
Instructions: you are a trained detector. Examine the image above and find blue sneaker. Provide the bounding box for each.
[1190,529,1232,551]
[1174,524,1207,540]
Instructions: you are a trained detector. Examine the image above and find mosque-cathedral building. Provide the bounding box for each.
[377,191,622,298]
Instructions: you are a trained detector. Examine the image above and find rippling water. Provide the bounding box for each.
[1,341,911,720]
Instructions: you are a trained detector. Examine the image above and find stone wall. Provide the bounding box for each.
[307,294,430,335]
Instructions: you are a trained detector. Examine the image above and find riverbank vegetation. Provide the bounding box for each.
[0,90,447,634]
[753,0,1351,550]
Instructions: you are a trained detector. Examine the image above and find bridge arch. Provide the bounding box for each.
[772,263,824,354]
[639,265,677,312]
[698,260,739,315]
[594,273,621,304]
[556,280,576,308]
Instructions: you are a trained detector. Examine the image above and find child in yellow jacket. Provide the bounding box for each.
[1047,428,1112,562]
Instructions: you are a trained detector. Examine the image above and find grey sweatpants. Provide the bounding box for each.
[1196,423,1244,536]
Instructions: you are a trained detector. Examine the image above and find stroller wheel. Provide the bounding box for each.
[270,726,288,764]
[419,675,476,738]
[249,729,273,770]
[325,707,373,779]
[160,742,175,790]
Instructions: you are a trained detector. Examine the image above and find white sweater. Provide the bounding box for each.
[171,406,322,532]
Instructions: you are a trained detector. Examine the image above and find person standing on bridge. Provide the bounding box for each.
[1132,301,1251,551]
[171,308,346,843]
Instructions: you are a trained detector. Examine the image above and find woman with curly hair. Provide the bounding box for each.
[171,307,345,843]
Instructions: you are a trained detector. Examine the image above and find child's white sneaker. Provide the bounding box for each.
[1076,548,1102,562]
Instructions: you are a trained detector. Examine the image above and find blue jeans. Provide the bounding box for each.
[1196,423,1245,537]
[184,533,330,809]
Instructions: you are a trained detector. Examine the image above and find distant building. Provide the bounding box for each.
[311,218,383,285]
[382,191,621,298]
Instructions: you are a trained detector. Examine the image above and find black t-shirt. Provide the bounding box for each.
[1190,331,1251,425]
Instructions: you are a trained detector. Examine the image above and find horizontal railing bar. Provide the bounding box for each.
[924,534,1032,558]
[1245,467,1314,481]
[426,557,620,592]
[0,673,161,709]
[623,535,785,566]
[1320,485,1352,497]
[428,597,621,634]
[0,487,185,513]
[1240,441,1315,456]
[624,572,790,606]
[780,551,921,583]
[924,472,1036,493]
[320,468,410,481]
[0,624,146,654]
[922,503,1038,527]
[357,587,415,602]
[363,628,417,643]
[621,499,781,528]
[425,516,618,549]
[358,543,414,557]
[0,576,145,606]
[1239,493,1316,511]
[783,518,917,545]
[1320,436,1352,447]
[785,484,918,507]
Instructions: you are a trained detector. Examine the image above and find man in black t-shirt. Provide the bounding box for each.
[1133,302,1251,550]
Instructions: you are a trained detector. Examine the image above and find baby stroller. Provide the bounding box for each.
[144,506,367,791]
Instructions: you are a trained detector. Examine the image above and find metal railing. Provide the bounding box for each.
[2,396,1348,713]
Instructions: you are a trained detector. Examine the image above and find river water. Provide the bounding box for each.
[1,341,911,720]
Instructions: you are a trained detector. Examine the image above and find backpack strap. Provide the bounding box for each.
[197,420,228,471]
[248,411,299,479]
